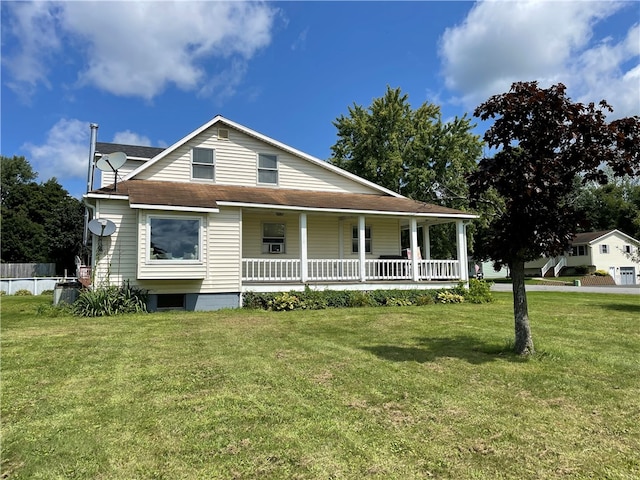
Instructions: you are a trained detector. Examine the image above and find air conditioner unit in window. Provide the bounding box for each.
[269,243,282,253]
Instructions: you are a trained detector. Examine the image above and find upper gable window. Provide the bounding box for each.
[258,154,278,185]
[192,147,215,180]
[600,244,609,254]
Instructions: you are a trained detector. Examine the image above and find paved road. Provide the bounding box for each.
[490,283,640,295]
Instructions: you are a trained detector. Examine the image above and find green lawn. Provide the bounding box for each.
[2,293,639,479]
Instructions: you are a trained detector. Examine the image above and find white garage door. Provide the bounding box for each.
[620,267,636,285]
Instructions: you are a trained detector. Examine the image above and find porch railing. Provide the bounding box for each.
[242,258,460,282]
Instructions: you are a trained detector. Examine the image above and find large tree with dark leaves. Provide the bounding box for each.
[1,155,85,274]
[469,82,640,355]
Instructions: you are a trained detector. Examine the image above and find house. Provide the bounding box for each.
[524,229,639,285]
[83,116,477,311]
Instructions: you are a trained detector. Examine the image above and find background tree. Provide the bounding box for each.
[1,155,85,274]
[330,86,484,257]
[574,175,640,239]
[469,82,640,355]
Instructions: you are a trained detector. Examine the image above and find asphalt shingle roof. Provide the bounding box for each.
[93,180,474,217]
[96,142,165,159]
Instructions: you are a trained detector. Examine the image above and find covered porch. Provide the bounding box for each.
[240,209,470,288]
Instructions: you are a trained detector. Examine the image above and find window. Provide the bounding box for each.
[352,225,372,254]
[192,147,214,180]
[571,245,587,256]
[149,217,200,261]
[258,154,278,184]
[623,244,632,254]
[157,294,186,310]
[263,223,285,254]
[600,244,609,254]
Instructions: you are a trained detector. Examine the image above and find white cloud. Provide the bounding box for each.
[22,119,159,187]
[22,118,91,183]
[112,131,152,147]
[4,1,277,100]
[439,0,638,118]
[2,2,63,99]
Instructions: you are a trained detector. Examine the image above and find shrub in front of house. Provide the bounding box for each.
[14,289,33,296]
[244,282,494,311]
[594,270,609,277]
[72,281,148,317]
[436,291,465,304]
[465,278,494,304]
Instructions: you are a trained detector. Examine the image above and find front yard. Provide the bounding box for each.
[2,293,639,479]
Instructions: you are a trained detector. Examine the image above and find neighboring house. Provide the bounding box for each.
[83,116,477,311]
[524,229,640,285]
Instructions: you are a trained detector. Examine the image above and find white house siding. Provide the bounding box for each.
[100,159,146,188]
[199,207,242,293]
[307,216,341,258]
[93,199,138,287]
[135,126,380,194]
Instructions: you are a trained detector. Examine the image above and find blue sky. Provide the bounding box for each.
[2,0,639,198]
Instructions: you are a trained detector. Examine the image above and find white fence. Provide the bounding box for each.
[242,258,461,282]
[0,277,73,295]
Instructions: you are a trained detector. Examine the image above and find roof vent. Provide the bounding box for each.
[218,128,229,140]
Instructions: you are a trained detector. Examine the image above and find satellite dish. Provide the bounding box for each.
[95,152,126,172]
[88,218,116,237]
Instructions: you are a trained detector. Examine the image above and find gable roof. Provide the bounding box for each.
[90,180,476,219]
[96,142,164,160]
[572,229,639,245]
[121,115,403,198]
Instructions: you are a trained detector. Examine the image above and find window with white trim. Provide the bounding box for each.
[352,225,372,254]
[258,153,278,184]
[600,244,609,254]
[263,223,286,254]
[149,216,201,261]
[192,147,215,180]
[623,244,632,254]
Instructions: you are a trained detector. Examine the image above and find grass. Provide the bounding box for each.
[2,293,639,479]
[491,276,585,285]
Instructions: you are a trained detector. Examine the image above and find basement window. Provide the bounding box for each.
[157,294,185,310]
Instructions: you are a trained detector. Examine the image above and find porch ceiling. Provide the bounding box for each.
[93,179,476,218]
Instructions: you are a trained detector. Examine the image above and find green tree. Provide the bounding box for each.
[575,176,640,239]
[469,82,640,355]
[330,86,483,257]
[1,155,85,273]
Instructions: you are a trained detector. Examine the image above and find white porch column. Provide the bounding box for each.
[358,215,366,282]
[410,218,419,281]
[300,213,308,283]
[424,224,431,260]
[456,220,468,282]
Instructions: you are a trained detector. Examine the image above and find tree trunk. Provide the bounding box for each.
[510,260,535,355]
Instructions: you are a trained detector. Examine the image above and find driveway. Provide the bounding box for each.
[490,283,640,295]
